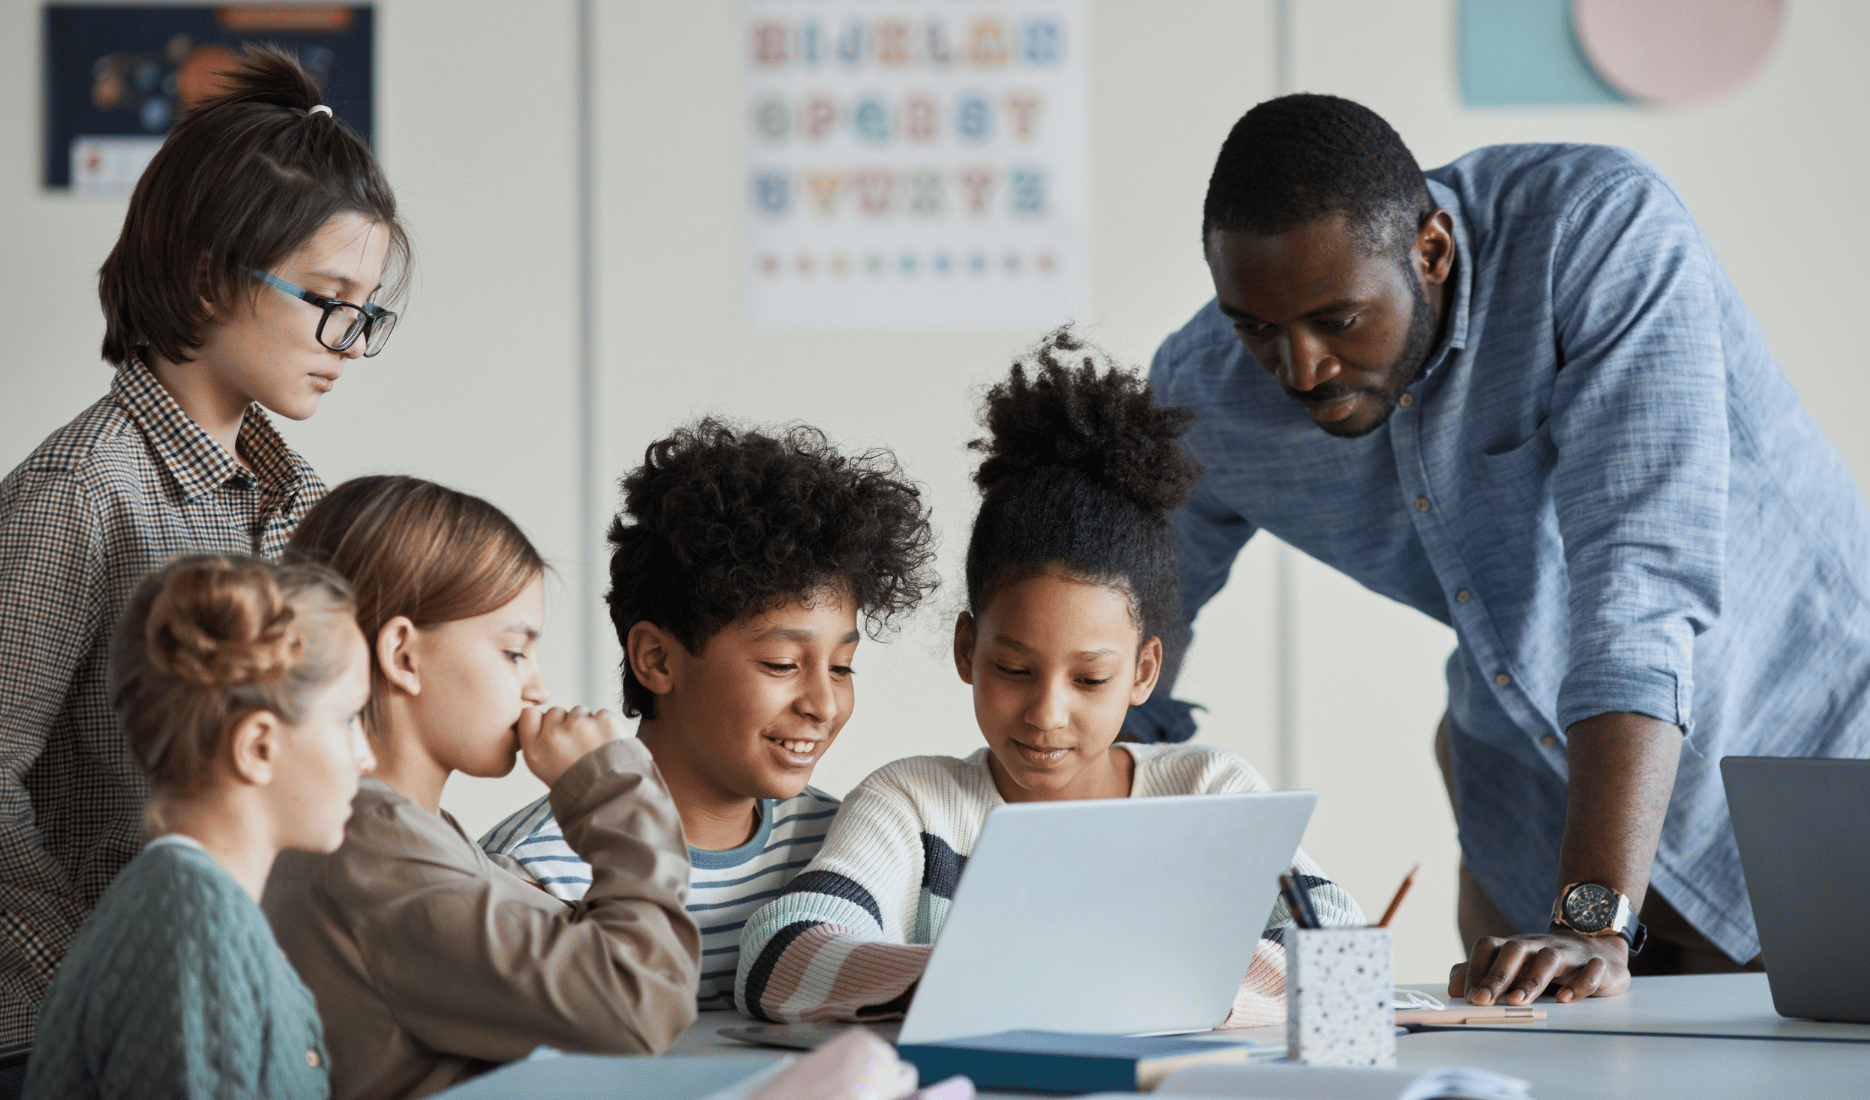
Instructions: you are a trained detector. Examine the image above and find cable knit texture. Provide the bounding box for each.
[736,743,1362,1028]
[24,841,329,1099]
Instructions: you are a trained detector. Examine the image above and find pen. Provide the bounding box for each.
[1286,868,1322,929]
[1377,863,1420,928]
[1277,873,1314,929]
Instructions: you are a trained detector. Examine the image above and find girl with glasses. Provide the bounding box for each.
[0,45,407,1046]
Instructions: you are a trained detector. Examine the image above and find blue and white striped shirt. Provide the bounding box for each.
[480,787,840,1010]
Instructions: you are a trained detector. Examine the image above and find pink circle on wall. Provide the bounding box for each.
[1573,0,1786,106]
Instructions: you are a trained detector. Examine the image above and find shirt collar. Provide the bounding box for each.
[113,359,313,503]
[1421,179,1475,381]
[238,401,319,499]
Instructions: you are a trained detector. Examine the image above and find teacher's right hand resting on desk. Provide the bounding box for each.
[1447,712,1678,1006]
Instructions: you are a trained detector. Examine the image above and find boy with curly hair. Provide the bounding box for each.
[482,419,938,1009]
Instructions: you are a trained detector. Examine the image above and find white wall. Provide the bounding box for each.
[4,0,1867,985]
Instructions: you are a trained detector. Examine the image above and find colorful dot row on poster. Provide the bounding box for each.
[754,249,1062,279]
[749,13,1066,71]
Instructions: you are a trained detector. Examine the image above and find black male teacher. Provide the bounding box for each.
[1124,94,1870,1004]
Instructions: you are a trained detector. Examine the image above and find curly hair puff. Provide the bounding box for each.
[965,326,1203,651]
[609,419,939,718]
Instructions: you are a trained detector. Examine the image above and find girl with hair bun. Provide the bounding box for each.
[264,476,699,1100]
[738,328,1364,1027]
[0,44,406,1041]
[25,554,374,1100]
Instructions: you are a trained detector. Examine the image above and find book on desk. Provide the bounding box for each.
[895,1029,1268,1093]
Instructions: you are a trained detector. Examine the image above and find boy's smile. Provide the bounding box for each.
[633,589,860,850]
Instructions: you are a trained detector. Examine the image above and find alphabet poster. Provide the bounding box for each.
[743,0,1086,330]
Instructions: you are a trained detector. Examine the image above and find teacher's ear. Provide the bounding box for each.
[952,610,978,685]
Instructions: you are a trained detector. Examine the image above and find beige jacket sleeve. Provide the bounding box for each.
[266,738,700,1100]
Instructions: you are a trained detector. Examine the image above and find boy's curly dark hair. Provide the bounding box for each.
[965,326,1203,650]
[609,419,939,718]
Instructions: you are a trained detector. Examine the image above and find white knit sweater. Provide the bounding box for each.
[735,743,1362,1026]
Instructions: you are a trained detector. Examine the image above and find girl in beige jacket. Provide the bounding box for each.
[264,476,699,1100]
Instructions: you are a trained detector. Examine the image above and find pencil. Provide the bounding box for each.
[1377,863,1420,928]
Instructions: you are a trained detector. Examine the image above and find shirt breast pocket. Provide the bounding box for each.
[1476,422,1568,643]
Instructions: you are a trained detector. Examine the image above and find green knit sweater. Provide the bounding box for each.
[25,839,329,1099]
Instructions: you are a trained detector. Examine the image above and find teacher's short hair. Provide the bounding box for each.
[1202,93,1434,257]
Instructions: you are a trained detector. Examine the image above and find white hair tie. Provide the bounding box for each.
[308,105,333,118]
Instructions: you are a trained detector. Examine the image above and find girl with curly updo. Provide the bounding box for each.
[263,476,699,1100]
[482,421,939,1011]
[737,328,1364,1027]
[26,555,373,1100]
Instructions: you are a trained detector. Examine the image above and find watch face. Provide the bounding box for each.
[1563,883,1617,933]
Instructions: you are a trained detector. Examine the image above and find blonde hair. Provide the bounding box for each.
[110,554,354,799]
[285,476,545,735]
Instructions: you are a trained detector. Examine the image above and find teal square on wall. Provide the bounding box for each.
[1458,0,1628,106]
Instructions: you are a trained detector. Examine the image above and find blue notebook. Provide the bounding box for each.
[897,1030,1257,1093]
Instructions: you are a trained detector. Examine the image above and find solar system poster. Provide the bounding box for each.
[43,4,374,192]
[743,0,1087,330]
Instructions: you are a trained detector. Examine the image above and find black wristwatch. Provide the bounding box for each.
[1549,881,1648,955]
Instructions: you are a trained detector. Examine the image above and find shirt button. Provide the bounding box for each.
[1399,393,1414,407]
[307,1049,322,1068]
[1494,672,1512,686]
[1455,589,1470,603]
[1415,497,1431,512]
[1541,734,1559,747]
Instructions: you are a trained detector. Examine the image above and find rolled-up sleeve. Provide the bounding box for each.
[1547,169,1727,733]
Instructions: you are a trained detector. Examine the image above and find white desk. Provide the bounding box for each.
[1402,973,1870,1042]
[1397,1030,1870,1100]
[667,974,1870,1098]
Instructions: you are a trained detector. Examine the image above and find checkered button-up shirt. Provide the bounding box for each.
[0,360,324,1046]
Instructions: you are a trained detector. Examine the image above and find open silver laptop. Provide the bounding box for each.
[1721,756,1870,1023]
[722,789,1317,1048]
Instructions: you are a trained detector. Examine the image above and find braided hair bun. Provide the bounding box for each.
[145,560,302,688]
[964,327,1204,649]
[111,555,352,798]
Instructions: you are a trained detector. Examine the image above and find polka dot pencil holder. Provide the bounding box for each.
[1286,926,1396,1067]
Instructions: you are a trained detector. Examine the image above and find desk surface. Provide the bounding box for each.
[1398,1029,1870,1100]
[674,974,1870,1098]
[1402,973,1870,1042]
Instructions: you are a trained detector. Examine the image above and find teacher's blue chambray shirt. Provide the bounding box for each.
[1130,144,1870,963]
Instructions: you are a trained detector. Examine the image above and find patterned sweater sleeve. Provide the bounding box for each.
[736,768,932,1023]
[1185,749,1367,1029]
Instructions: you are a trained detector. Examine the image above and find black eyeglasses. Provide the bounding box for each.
[253,270,398,357]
